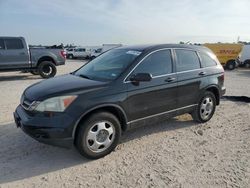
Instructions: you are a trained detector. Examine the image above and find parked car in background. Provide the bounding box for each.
[204,43,243,70]
[0,36,66,78]
[14,44,225,159]
[90,44,122,59]
[65,48,75,56]
[66,47,91,59]
[238,45,250,68]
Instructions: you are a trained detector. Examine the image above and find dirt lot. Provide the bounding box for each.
[0,62,249,188]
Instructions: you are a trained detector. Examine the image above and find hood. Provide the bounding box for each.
[24,74,107,101]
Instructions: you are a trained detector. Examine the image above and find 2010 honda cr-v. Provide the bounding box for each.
[14,44,226,159]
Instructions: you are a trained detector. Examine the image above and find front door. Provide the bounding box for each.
[75,48,86,58]
[0,38,29,70]
[126,49,178,125]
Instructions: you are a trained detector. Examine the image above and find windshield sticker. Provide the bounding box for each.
[126,50,142,56]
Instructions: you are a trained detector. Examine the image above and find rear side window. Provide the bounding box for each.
[199,53,217,67]
[133,50,173,76]
[5,39,24,49]
[0,39,4,50]
[175,50,200,72]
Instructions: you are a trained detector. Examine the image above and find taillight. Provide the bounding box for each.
[220,68,225,81]
[60,50,66,59]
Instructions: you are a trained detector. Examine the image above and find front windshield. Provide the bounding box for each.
[74,49,142,81]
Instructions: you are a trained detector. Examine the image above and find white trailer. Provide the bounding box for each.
[66,47,91,59]
[239,45,250,68]
[90,44,122,59]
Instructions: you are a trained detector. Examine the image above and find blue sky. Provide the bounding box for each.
[1,0,250,46]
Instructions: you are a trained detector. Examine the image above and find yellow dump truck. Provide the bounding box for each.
[204,43,243,70]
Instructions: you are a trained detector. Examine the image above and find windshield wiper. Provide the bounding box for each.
[78,74,91,80]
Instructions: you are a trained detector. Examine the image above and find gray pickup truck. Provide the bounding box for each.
[0,36,66,78]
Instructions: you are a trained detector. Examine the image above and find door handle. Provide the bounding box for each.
[165,77,176,82]
[19,52,25,55]
[199,71,206,76]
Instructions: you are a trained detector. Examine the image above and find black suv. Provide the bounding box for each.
[14,44,226,159]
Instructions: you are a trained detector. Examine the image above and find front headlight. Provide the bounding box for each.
[34,95,77,112]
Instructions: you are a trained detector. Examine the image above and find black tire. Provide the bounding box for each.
[38,61,57,79]
[191,91,216,123]
[68,54,74,59]
[245,62,250,68]
[75,111,121,159]
[30,70,39,75]
[225,60,236,70]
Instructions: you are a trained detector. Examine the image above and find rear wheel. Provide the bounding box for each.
[75,111,121,159]
[38,61,57,79]
[226,60,236,70]
[245,61,250,68]
[191,91,216,123]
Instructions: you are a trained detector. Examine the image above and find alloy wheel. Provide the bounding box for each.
[200,96,214,120]
[86,121,115,153]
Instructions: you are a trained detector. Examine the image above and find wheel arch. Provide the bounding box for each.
[72,104,128,141]
[67,53,74,58]
[37,56,56,66]
[226,59,235,64]
[225,59,236,69]
[205,85,220,105]
[244,59,250,64]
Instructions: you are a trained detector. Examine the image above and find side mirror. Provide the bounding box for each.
[130,73,152,82]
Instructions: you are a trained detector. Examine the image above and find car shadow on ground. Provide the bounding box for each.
[235,68,250,78]
[0,116,197,184]
[0,74,41,82]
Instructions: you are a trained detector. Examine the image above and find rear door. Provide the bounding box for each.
[174,49,207,108]
[0,38,29,69]
[74,49,80,57]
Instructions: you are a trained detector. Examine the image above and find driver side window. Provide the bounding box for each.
[132,49,173,77]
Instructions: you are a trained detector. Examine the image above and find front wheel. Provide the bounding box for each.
[68,54,74,59]
[191,91,216,123]
[75,111,121,159]
[38,61,57,79]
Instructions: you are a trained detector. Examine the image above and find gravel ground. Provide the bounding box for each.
[224,69,250,97]
[0,63,249,188]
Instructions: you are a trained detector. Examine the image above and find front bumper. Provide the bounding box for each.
[14,105,74,148]
[221,86,226,97]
